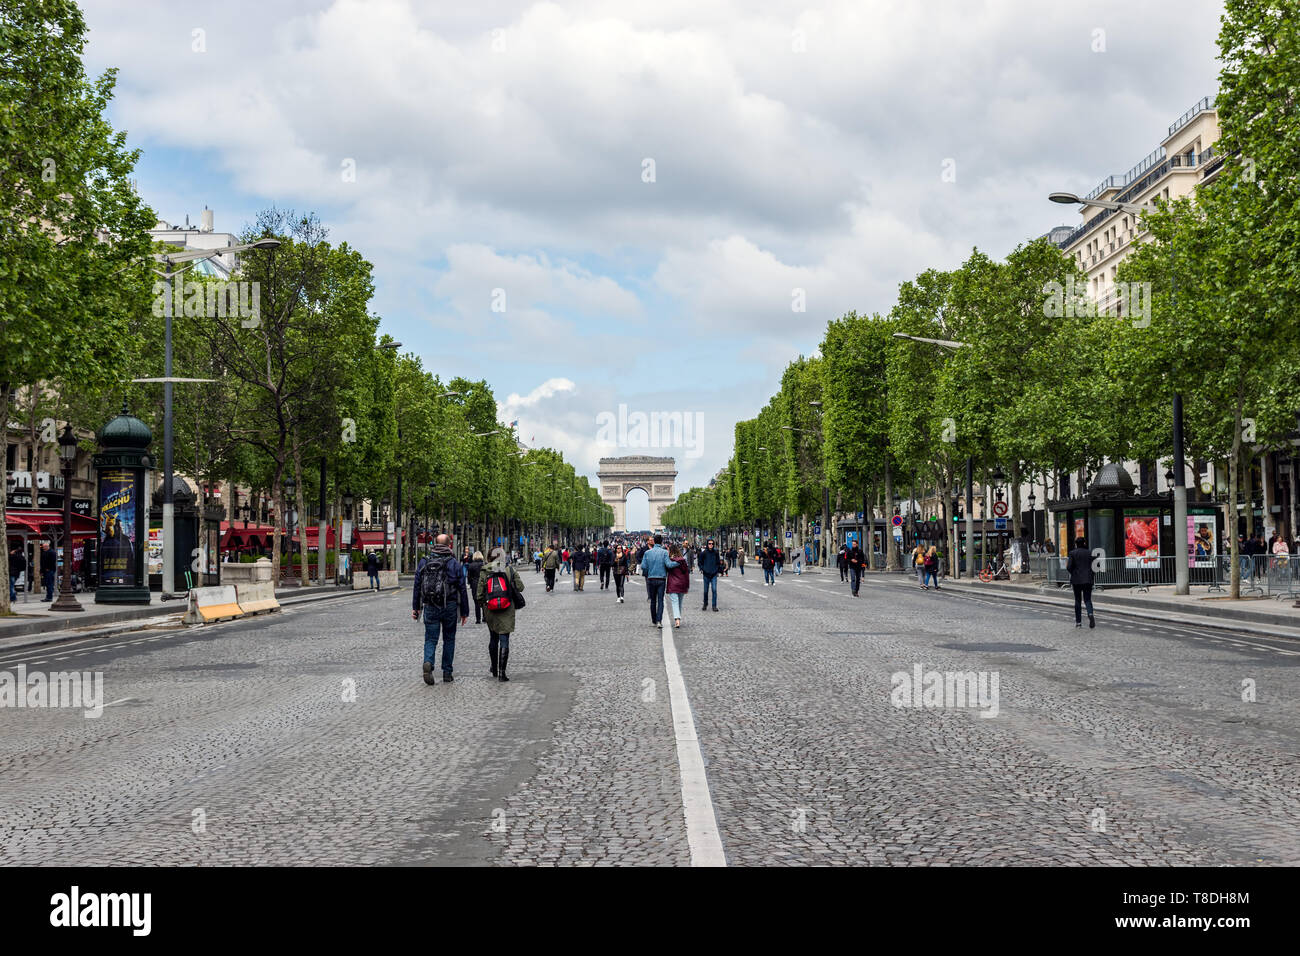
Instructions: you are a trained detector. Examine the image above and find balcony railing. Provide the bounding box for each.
[1168,95,1215,139]
[1083,175,1119,201]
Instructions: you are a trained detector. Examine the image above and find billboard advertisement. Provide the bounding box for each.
[1124,510,1160,568]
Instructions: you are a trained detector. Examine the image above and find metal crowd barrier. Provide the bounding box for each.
[1045,555,1230,592]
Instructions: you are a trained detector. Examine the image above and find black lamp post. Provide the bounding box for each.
[342,489,354,587]
[380,496,391,568]
[50,425,83,612]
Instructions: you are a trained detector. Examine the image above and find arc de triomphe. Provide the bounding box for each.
[598,456,677,532]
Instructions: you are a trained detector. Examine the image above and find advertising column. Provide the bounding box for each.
[92,405,154,605]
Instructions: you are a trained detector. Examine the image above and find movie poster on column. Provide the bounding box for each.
[99,469,140,586]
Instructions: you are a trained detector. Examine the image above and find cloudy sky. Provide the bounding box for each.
[82,0,1224,527]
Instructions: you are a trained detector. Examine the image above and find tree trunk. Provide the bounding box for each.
[884,457,898,570]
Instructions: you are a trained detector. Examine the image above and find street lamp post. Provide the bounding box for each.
[891,331,975,579]
[343,489,354,588]
[1050,190,1190,594]
[133,237,280,599]
[50,425,83,612]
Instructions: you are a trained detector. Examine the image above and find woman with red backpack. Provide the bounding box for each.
[476,546,525,681]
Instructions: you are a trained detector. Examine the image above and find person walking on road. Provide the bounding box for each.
[912,542,928,588]
[412,534,470,684]
[465,550,486,624]
[572,543,590,591]
[774,545,784,576]
[792,546,802,575]
[666,543,691,628]
[1066,535,1096,628]
[923,546,941,590]
[761,542,777,586]
[597,540,613,590]
[534,549,542,573]
[477,546,524,681]
[846,539,866,596]
[639,533,679,629]
[613,544,629,603]
[837,544,849,582]
[698,537,721,612]
[541,544,560,592]
[736,546,744,576]
[366,551,381,590]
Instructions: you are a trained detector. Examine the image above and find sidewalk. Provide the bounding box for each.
[875,570,1300,640]
[0,582,390,653]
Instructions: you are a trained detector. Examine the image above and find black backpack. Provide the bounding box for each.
[420,555,454,608]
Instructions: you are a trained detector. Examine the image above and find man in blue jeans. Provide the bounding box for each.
[637,533,679,629]
[411,534,470,684]
[697,538,721,612]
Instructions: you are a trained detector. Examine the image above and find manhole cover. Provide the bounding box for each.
[936,642,1055,653]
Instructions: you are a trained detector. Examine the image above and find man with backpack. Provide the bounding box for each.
[411,534,470,685]
[477,546,525,681]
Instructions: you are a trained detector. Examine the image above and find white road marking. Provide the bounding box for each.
[660,626,726,867]
[102,698,135,707]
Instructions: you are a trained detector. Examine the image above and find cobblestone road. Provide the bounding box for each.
[1,565,1297,865]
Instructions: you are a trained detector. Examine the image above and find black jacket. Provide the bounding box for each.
[572,549,591,572]
[366,553,379,573]
[613,553,630,576]
[698,547,721,575]
[40,548,56,574]
[1066,546,1094,588]
[413,548,471,616]
[465,558,485,598]
[10,551,27,574]
[597,547,612,566]
[847,546,866,569]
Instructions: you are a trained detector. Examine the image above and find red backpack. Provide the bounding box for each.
[484,571,513,611]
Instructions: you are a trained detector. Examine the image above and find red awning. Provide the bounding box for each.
[5,510,97,539]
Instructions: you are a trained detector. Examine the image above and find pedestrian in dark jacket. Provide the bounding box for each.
[40,541,57,601]
[366,551,380,590]
[837,545,849,582]
[477,547,524,681]
[846,542,866,596]
[597,541,613,589]
[1066,536,1096,628]
[698,538,721,611]
[761,543,777,585]
[411,534,471,683]
[572,545,590,591]
[612,545,630,603]
[465,551,486,623]
[9,545,27,601]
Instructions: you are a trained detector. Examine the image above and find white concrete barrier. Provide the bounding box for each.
[235,580,280,616]
[353,569,399,590]
[185,585,244,624]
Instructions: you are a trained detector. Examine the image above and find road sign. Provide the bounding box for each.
[992,500,1008,517]
[813,525,820,534]
[892,526,903,539]
[785,532,792,538]
[994,517,1008,530]
[891,515,903,527]
[856,511,864,521]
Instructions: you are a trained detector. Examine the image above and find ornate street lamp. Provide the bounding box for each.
[50,425,84,612]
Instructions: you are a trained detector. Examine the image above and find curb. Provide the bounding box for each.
[0,585,378,655]
[875,574,1300,640]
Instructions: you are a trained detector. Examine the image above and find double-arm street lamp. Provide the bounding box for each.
[892,331,975,579]
[132,237,281,599]
[1049,190,1190,595]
